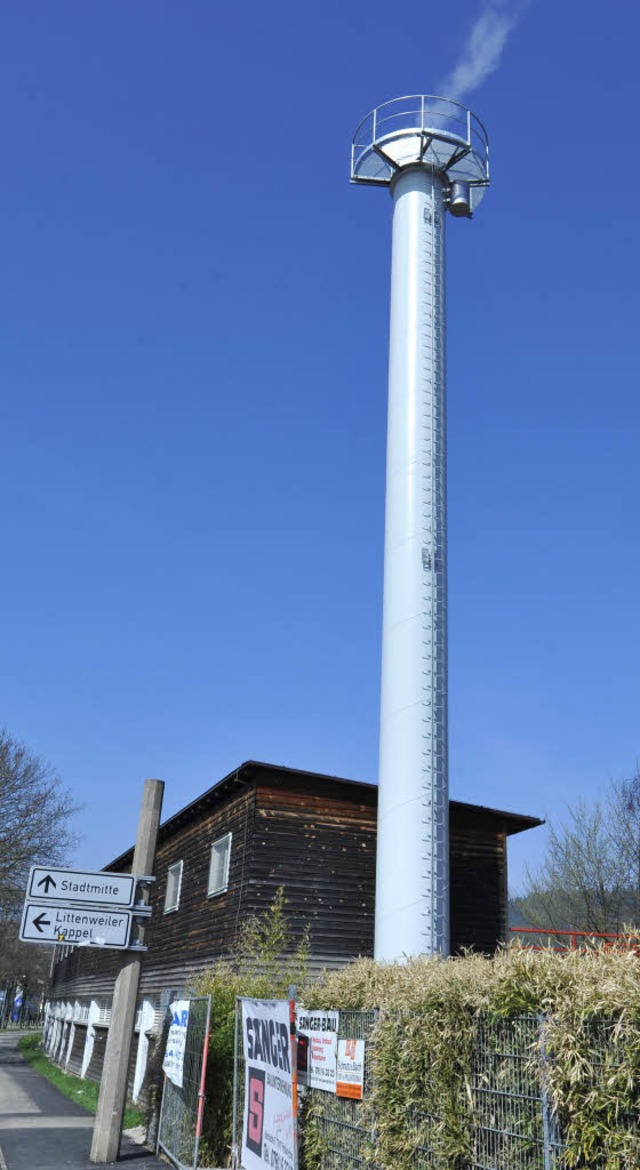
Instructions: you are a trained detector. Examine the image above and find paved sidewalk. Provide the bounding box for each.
[0,1032,167,1169]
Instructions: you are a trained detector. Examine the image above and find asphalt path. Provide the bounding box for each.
[0,1032,166,1169]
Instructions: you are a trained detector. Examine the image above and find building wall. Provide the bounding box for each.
[248,771,377,966]
[44,766,535,1102]
[450,818,507,954]
[141,779,257,990]
[50,779,256,998]
[50,770,516,1006]
[42,997,161,1105]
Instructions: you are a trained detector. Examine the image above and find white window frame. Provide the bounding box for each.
[208,832,232,897]
[164,860,183,914]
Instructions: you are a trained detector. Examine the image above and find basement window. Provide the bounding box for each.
[208,832,232,897]
[164,860,183,914]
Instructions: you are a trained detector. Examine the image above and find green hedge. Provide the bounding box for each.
[304,945,640,1169]
[192,892,640,1169]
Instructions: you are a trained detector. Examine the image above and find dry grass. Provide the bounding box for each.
[302,943,640,1169]
[304,941,640,1015]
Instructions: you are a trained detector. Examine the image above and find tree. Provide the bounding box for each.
[0,914,51,1024]
[0,729,79,918]
[612,772,640,922]
[513,773,640,936]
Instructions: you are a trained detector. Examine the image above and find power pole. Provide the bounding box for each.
[90,778,164,1164]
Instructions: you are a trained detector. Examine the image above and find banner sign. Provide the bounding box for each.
[296,1008,339,1093]
[163,999,190,1088]
[336,1038,365,1100]
[241,998,296,1170]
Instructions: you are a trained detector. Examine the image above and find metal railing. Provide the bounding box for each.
[510,926,640,951]
[351,94,490,188]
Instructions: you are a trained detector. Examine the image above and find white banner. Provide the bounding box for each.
[296,1009,339,1093]
[241,998,296,1170]
[163,999,190,1089]
[336,1038,365,1100]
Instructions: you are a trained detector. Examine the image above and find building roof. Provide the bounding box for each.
[107,760,543,870]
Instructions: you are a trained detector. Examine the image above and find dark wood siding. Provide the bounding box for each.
[66,1024,87,1076]
[126,1032,140,1102]
[142,783,255,981]
[450,810,507,955]
[246,770,377,965]
[48,947,135,1000]
[50,782,257,997]
[48,764,537,1005]
[86,1026,108,1082]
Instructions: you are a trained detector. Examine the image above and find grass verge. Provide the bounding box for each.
[18,1034,144,1130]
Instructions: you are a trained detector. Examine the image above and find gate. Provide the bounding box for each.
[157,995,211,1170]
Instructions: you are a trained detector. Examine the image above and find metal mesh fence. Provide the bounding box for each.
[300,1010,378,1170]
[302,1011,567,1170]
[556,1015,640,1170]
[158,996,211,1170]
[467,1015,564,1170]
[230,1005,640,1170]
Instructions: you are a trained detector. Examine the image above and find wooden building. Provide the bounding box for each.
[49,759,542,995]
[44,760,541,1096]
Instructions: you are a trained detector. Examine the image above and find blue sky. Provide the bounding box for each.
[2,1,639,894]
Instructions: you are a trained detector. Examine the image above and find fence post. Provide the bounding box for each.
[194,996,212,1170]
[288,986,298,1170]
[231,997,241,1170]
[539,1015,553,1170]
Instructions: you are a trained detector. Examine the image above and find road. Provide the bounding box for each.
[0,1031,164,1168]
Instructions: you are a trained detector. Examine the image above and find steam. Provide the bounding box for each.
[442,0,527,100]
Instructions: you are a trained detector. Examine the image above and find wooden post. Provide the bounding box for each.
[90,778,164,1164]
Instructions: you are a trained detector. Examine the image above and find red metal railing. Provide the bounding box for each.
[509,926,640,952]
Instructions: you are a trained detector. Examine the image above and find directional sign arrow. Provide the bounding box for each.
[26,866,140,908]
[19,901,134,948]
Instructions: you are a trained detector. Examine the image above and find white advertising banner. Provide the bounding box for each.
[162,999,190,1089]
[241,998,296,1170]
[336,1038,365,1100]
[296,1009,339,1093]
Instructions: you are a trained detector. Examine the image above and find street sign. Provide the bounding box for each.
[19,901,133,948]
[26,866,137,908]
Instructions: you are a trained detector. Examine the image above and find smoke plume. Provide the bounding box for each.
[442,0,526,100]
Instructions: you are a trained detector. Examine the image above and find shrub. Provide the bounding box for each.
[194,889,308,1166]
[303,943,640,1170]
[195,931,640,1169]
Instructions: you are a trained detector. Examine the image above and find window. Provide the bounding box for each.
[208,832,232,897]
[164,860,183,913]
